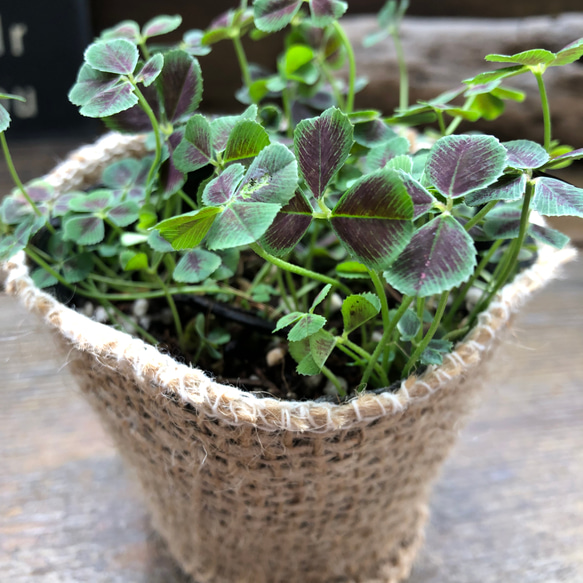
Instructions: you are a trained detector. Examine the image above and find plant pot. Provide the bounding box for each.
[2,134,576,583]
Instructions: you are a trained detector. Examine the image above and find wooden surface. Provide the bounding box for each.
[1,140,583,582]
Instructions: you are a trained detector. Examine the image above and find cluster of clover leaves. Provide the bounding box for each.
[1,1,583,396]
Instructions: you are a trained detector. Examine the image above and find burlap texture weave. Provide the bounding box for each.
[2,134,576,583]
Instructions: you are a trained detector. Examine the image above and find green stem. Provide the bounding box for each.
[25,247,71,289]
[88,273,157,290]
[404,290,449,376]
[361,295,414,387]
[390,29,408,111]
[340,336,388,385]
[250,242,351,295]
[435,110,446,136]
[463,200,498,233]
[232,33,252,91]
[321,63,345,110]
[177,189,198,210]
[129,78,162,204]
[332,21,356,113]
[285,269,301,311]
[154,273,184,347]
[533,70,552,152]
[471,181,534,322]
[275,270,294,313]
[443,238,503,329]
[282,86,293,138]
[0,132,55,233]
[415,297,425,344]
[445,96,475,136]
[321,365,345,397]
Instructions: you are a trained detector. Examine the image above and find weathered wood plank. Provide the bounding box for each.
[0,258,582,582]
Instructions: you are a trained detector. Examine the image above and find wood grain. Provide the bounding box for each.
[0,259,581,582]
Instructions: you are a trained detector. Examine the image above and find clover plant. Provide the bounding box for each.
[2,2,583,399]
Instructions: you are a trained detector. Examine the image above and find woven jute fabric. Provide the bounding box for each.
[2,133,577,583]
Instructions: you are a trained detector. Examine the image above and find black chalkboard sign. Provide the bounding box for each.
[0,0,95,135]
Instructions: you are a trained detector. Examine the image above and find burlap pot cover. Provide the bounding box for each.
[2,134,576,583]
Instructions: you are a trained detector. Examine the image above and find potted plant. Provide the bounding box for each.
[1,1,581,581]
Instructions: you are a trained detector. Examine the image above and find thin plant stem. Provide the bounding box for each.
[533,70,552,152]
[250,242,351,294]
[129,78,162,204]
[415,296,425,344]
[1,132,56,233]
[390,29,408,110]
[361,295,414,387]
[443,238,503,328]
[435,110,446,136]
[339,336,388,385]
[404,290,449,376]
[154,273,184,347]
[177,189,198,210]
[282,86,293,138]
[25,247,72,289]
[275,270,294,313]
[445,96,475,136]
[470,181,534,323]
[232,33,252,91]
[463,200,498,232]
[285,269,301,311]
[321,364,345,396]
[321,63,345,110]
[332,21,356,113]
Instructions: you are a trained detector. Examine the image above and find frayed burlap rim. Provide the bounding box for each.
[1,132,577,433]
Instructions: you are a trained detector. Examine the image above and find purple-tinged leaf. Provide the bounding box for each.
[137,54,164,87]
[100,20,140,42]
[426,134,507,199]
[142,15,182,39]
[103,83,159,132]
[108,201,140,227]
[342,293,381,335]
[310,0,348,27]
[173,248,221,283]
[261,190,313,256]
[543,147,583,167]
[102,159,141,189]
[397,171,436,218]
[384,215,477,297]
[147,230,175,252]
[211,105,258,151]
[353,118,397,147]
[397,309,421,341]
[26,181,53,203]
[465,173,526,206]
[553,38,583,66]
[63,215,105,246]
[62,252,94,284]
[0,215,45,261]
[485,49,556,67]
[274,311,304,332]
[309,329,337,370]
[159,50,203,123]
[68,65,118,106]
[366,136,410,171]
[182,29,212,56]
[203,164,246,206]
[287,313,327,341]
[463,65,526,87]
[68,190,113,213]
[483,203,521,239]
[254,0,303,32]
[237,143,298,204]
[503,139,549,169]
[330,169,413,271]
[224,119,270,163]
[205,202,281,250]
[532,177,583,217]
[160,130,187,197]
[529,223,570,249]
[52,193,78,217]
[294,107,353,199]
[79,79,138,118]
[85,39,139,75]
[155,207,222,250]
[173,115,214,172]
